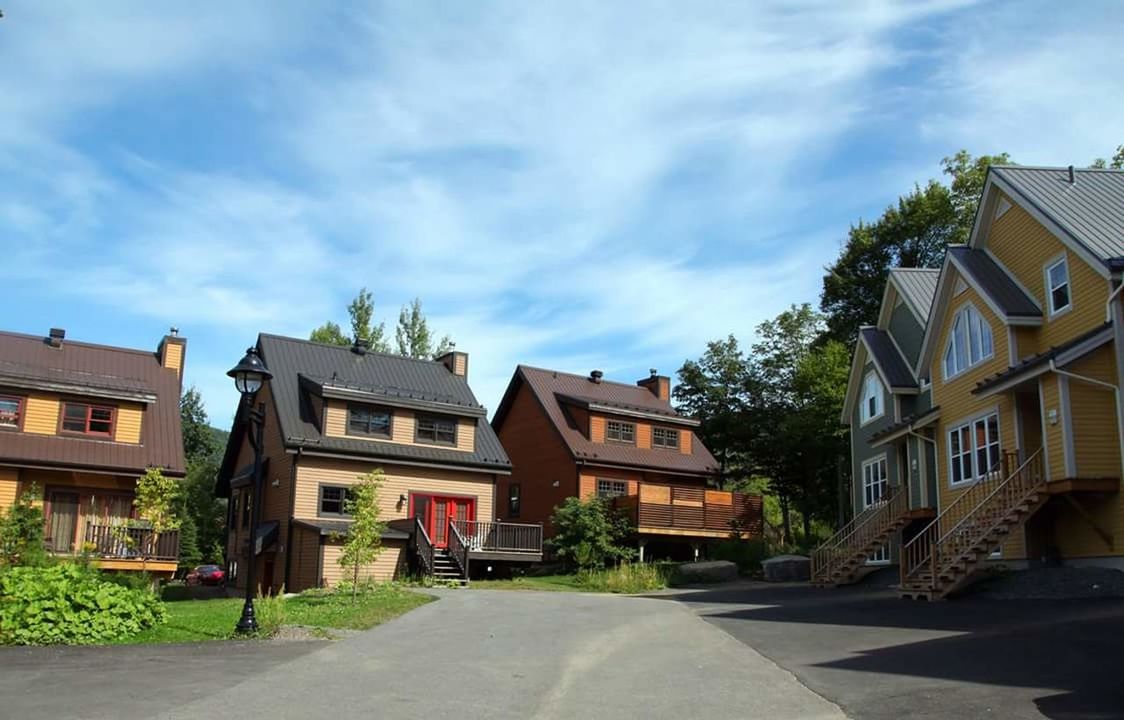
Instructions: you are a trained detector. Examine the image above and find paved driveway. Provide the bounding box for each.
[0,590,844,720]
[665,572,1124,720]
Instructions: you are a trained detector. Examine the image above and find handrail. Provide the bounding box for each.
[84,523,180,561]
[812,484,904,582]
[451,519,543,555]
[414,517,435,575]
[446,520,470,578]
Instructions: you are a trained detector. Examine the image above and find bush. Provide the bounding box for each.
[0,486,48,569]
[0,564,167,645]
[577,562,675,593]
[253,589,288,636]
[548,497,635,571]
[711,538,770,575]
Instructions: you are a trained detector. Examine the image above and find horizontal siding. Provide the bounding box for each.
[680,430,693,455]
[321,540,405,585]
[1067,345,1120,478]
[290,526,322,592]
[114,404,143,444]
[323,400,475,453]
[0,467,18,508]
[579,469,640,500]
[23,395,59,435]
[590,415,605,443]
[637,423,652,449]
[162,341,183,373]
[1041,376,1066,481]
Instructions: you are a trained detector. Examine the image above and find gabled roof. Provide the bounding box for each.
[946,247,1042,319]
[888,268,940,325]
[985,166,1124,267]
[840,327,919,425]
[0,330,185,477]
[492,366,718,476]
[248,334,510,473]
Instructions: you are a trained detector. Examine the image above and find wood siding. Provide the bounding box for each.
[0,467,18,508]
[579,468,641,500]
[23,395,59,435]
[1041,376,1066,481]
[320,540,405,586]
[323,399,475,453]
[590,414,606,443]
[162,341,184,374]
[1067,345,1120,478]
[290,526,321,592]
[114,403,143,444]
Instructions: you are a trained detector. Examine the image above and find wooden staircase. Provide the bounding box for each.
[811,485,910,586]
[411,518,469,585]
[431,548,469,585]
[899,449,1046,600]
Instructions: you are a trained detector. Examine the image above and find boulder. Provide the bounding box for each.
[762,554,811,582]
[670,560,738,586]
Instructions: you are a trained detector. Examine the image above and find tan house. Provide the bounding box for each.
[216,334,540,592]
[819,165,1124,599]
[0,327,187,576]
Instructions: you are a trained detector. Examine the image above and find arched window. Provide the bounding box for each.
[860,372,883,424]
[943,304,993,378]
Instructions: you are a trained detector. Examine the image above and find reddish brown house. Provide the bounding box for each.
[492,366,761,560]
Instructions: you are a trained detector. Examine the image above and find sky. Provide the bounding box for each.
[2,1,1122,426]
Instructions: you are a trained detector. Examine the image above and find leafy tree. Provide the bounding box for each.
[396,298,453,359]
[134,468,182,572]
[942,150,1011,237]
[309,321,349,346]
[179,388,226,563]
[176,498,202,569]
[1091,145,1124,169]
[547,497,634,571]
[674,336,751,487]
[180,387,217,463]
[311,288,390,351]
[337,471,387,601]
[0,486,47,568]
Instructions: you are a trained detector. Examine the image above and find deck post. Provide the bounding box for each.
[691,542,700,562]
[638,539,647,563]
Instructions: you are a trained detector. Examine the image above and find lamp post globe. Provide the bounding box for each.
[227,347,272,398]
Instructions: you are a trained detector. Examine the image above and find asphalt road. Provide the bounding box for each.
[0,590,845,720]
[665,572,1124,720]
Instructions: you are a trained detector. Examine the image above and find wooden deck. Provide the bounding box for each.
[613,483,763,540]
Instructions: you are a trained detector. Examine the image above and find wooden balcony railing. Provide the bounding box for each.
[84,523,180,561]
[446,521,470,576]
[451,520,543,555]
[413,517,435,575]
[612,483,763,536]
[811,484,907,583]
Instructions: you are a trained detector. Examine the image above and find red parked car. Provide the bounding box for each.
[185,564,226,586]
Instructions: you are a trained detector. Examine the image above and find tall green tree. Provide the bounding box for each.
[1091,144,1124,169]
[180,388,226,564]
[396,298,453,359]
[134,468,182,573]
[310,288,390,351]
[180,387,217,464]
[337,471,387,601]
[547,497,634,571]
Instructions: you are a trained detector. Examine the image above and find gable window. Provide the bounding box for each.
[347,403,392,438]
[319,485,355,516]
[948,412,1000,486]
[508,483,521,518]
[652,427,679,449]
[606,420,635,444]
[859,373,884,424]
[0,395,22,429]
[596,479,628,498]
[1046,257,1071,315]
[943,304,993,379]
[861,455,888,509]
[61,402,115,436]
[416,415,457,445]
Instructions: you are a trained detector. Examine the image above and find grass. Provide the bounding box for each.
[469,574,586,592]
[472,564,674,594]
[122,585,433,644]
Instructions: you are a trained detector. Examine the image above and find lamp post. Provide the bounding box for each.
[227,346,272,635]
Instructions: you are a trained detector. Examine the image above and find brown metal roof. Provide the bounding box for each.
[0,331,185,477]
[493,366,719,476]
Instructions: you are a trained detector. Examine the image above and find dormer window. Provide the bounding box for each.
[652,427,679,449]
[860,372,883,425]
[0,395,22,429]
[1046,256,1071,315]
[606,420,635,444]
[416,414,457,445]
[347,403,392,438]
[61,402,114,436]
[943,304,993,379]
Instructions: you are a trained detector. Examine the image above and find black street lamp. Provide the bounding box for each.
[227,346,272,634]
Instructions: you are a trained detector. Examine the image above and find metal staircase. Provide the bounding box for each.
[811,485,910,586]
[899,449,1046,600]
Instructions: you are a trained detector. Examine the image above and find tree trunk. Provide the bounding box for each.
[779,493,792,546]
[352,563,359,603]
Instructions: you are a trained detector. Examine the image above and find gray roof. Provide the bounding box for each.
[257,334,511,472]
[992,166,1124,264]
[947,246,1041,318]
[294,518,411,540]
[888,268,940,324]
[860,328,917,389]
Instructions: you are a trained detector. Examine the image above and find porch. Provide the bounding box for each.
[406,517,544,583]
[611,482,763,541]
[81,523,181,575]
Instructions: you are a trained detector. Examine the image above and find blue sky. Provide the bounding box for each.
[2,1,1122,426]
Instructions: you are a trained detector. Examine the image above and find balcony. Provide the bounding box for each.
[612,483,763,539]
[81,523,180,574]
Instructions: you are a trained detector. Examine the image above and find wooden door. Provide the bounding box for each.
[47,492,80,553]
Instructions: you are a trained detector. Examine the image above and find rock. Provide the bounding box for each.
[761,554,811,582]
[670,560,738,586]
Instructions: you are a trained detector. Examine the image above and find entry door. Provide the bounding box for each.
[47,492,80,553]
[418,496,475,548]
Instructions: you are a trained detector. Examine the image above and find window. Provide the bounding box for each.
[347,403,391,437]
[61,402,115,436]
[859,373,884,424]
[508,483,521,518]
[416,414,457,445]
[0,395,22,429]
[319,485,354,516]
[606,420,635,444]
[652,427,679,449]
[596,479,628,498]
[862,456,888,509]
[948,412,1000,486]
[1046,257,1071,315]
[943,305,993,378]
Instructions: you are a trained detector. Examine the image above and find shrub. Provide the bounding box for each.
[0,485,48,569]
[253,588,288,636]
[711,538,770,575]
[0,564,167,645]
[577,562,674,593]
[548,497,635,571]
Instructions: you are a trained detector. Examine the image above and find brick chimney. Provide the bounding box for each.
[637,369,670,401]
[158,327,187,379]
[436,350,469,378]
[47,327,65,349]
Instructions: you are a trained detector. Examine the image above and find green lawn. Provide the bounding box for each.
[469,574,585,592]
[123,585,433,644]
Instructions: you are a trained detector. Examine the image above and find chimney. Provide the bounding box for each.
[589,370,604,384]
[47,327,65,349]
[1068,165,1076,184]
[436,349,469,378]
[352,336,370,355]
[157,327,186,378]
[637,368,670,401]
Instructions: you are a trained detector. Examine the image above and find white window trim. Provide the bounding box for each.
[942,302,995,381]
[859,371,885,426]
[946,408,1002,489]
[1043,253,1073,318]
[860,454,889,510]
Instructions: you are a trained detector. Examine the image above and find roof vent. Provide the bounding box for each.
[169,326,179,337]
[649,368,658,377]
[589,370,603,383]
[352,337,369,355]
[47,327,65,348]
[1068,165,1076,184]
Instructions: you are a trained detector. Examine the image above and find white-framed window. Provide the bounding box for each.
[861,455,888,509]
[606,420,635,444]
[1045,256,1071,316]
[948,412,1001,487]
[596,479,628,498]
[860,372,884,425]
[943,304,994,379]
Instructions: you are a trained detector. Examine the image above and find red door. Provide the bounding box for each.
[414,495,475,548]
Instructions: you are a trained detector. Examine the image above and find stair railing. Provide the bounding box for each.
[415,517,435,576]
[812,484,905,582]
[446,520,470,580]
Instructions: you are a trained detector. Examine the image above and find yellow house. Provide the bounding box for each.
[0,327,187,577]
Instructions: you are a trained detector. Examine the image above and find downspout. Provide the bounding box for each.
[1049,360,1120,393]
[282,447,302,592]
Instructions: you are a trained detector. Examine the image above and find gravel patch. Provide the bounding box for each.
[969,566,1124,599]
[272,625,360,642]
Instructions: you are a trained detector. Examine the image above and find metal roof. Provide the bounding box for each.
[992,166,1124,264]
[947,247,1042,318]
[972,322,1113,395]
[859,328,917,389]
[888,268,940,324]
[256,334,510,472]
